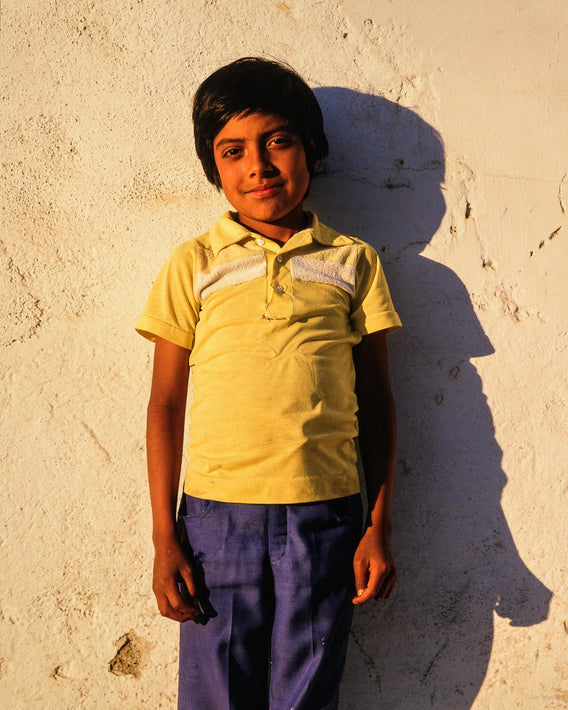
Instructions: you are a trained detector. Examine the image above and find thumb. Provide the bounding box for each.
[353,562,370,604]
[179,562,197,599]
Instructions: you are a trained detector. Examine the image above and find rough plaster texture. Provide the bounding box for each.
[1,1,567,708]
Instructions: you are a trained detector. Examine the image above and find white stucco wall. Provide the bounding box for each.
[1,1,566,708]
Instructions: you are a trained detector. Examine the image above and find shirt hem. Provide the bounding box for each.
[183,478,361,505]
[135,314,194,350]
[354,310,402,336]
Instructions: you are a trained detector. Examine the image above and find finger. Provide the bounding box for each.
[385,568,397,597]
[178,568,209,622]
[156,582,202,622]
[168,582,201,615]
[374,568,397,601]
[355,561,397,604]
[176,579,208,623]
[353,585,374,605]
[353,568,378,605]
[155,592,196,622]
[179,566,198,599]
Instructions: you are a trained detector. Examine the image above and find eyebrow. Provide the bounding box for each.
[214,124,295,150]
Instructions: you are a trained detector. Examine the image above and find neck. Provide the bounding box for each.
[237,208,308,244]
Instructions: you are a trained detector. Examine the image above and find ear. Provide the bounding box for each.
[310,159,326,177]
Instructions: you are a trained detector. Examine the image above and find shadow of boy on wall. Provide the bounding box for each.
[310,88,552,710]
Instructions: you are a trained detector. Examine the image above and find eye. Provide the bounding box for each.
[221,147,242,159]
[267,135,293,148]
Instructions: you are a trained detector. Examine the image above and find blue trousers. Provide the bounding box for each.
[178,493,363,710]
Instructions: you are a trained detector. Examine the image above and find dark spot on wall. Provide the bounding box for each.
[51,665,66,680]
[530,227,561,256]
[465,202,472,219]
[385,178,412,189]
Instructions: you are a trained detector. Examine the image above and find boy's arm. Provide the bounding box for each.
[352,329,397,605]
[147,336,201,622]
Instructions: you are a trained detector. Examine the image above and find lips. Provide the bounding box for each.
[246,182,284,197]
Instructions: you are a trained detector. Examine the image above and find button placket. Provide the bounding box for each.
[264,251,293,320]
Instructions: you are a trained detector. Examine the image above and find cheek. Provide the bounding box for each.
[214,155,236,187]
[292,153,310,191]
[217,166,237,194]
[295,165,310,194]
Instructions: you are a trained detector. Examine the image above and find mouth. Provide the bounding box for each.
[246,182,284,197]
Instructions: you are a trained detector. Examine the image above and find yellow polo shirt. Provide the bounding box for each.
[136,211,401,504]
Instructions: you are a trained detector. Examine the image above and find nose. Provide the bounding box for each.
[247,144,276,177]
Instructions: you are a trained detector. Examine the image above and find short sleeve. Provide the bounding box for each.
[135,242,200,350]
[351,244,402,335]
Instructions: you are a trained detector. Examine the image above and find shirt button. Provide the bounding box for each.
[274,284,284,293]
[256,238,264,246]
[276,255,283,263]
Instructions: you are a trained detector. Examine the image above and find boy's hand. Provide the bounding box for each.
[152,536,203,622]
[352,527,396,605]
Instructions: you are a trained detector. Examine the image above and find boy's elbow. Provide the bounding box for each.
[356,381,395,417]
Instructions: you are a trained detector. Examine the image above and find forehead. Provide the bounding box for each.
[213,112,293,146]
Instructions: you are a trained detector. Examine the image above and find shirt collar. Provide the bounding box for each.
[209,211,354,256]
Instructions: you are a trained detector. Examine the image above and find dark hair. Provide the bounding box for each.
[193,57,329,188]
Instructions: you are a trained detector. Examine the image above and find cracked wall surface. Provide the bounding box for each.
[1,1,567,708]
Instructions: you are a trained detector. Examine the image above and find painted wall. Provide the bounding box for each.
[1,1,566,707]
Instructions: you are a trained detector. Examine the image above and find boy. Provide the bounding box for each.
[136,57,401,710]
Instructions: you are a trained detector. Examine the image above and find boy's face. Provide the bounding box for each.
[213,112,310,241]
